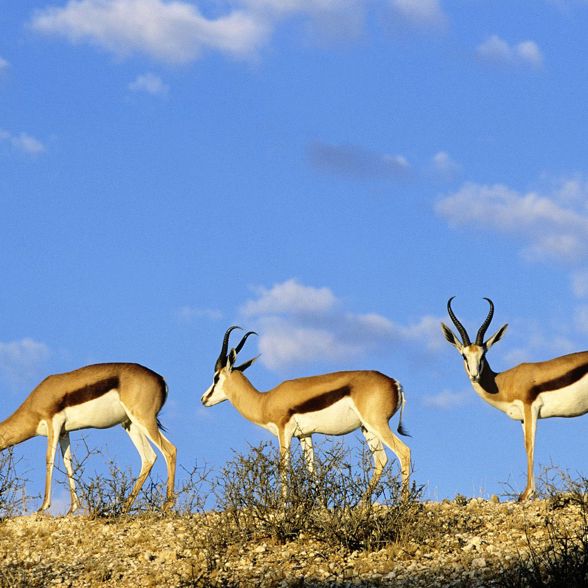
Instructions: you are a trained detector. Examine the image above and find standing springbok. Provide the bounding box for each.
[442,297,588,500]
[201,326,411,498]
[0,362,176,514]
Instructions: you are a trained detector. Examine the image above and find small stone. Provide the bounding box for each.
[463,536,483,552]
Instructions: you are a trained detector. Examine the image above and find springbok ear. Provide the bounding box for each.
[234,354,260,373]
[484,324,508,350]
[227,348,238,371]
[441,323,463,351]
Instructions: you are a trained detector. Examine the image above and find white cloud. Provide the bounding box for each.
[30,1,450,64]
[310,145,462,182]
[242,278,338,317]
[176,306,223,323]
[256,318,361,370]
[31,0,270,63]
[30,0,368,64]
[239,0,358,16]
[0,338,51,387]
[476,35,543,69]
[549,174,588,205]
[388,0,447,29]
[308,141,411,180]
[129,72,169,96]
[12,133,46,155]
[0,130,46,155]
[436,179,588,263]
[396,315,447,352]
[572,270,588,298]
[238,0,365,40]
[432,151,460,180]
[477,35,510,62]
[0,57,9,72]
[422,389,470,410]
[239,279,444,372]
[516,40,543,68]
[493,316,577,367]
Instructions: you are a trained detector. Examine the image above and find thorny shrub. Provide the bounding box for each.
[8,434,588,586]
[66,445,137,518]
[57,438,210,517]
[501,466,588,587]
[0,448,29,518]
[202,439,422,559]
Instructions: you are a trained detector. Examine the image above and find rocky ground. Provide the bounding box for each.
[0,498,586,587]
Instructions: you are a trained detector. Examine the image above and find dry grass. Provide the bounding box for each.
[198,440,422,571]
[3,442,588,586]
[499,467,588,587]
[0,447,29,519]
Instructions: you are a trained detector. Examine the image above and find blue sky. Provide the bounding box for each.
[2,0,588,510]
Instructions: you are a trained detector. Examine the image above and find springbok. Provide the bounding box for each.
[442,297,588,500]
[201,326,411,498]
[0,362,176,513]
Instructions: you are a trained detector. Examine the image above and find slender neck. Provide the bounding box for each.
[0,406,39,450]
[474,357,499,395]
[225,373,266,425]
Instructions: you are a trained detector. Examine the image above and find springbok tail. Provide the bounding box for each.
[156,417,167,433]
[396,382,411,437]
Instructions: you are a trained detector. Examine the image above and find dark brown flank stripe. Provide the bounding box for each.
[54,377,120,412]
[289,385,351,416]
[530,362,588,397]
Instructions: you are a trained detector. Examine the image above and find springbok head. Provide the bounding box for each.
[441,297,508,382]
[201,326,258,406]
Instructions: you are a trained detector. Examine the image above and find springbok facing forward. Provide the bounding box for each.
[201,326,411,498]
[442,297,588,500]
[0,362,177,514]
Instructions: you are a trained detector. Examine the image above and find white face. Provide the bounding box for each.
[461,345,486,382]
[201,370,228,406]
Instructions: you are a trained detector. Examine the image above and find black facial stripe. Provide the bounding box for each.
[202,383,215,404]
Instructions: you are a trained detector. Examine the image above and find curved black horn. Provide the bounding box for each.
[215,325,242,371]
[447,297,471,346]
[234,331,257,354]
[476,298,495,345]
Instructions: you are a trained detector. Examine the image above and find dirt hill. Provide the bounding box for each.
[0,498,585,587]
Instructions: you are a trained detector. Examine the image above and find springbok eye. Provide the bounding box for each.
[213,373,220,384]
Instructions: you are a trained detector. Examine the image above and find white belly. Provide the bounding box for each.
[476,389,525,421]
[493,399,525,421]
[473,383,524,420]
[290,397,361,436]
[538,377,588,419]
[63,390,128,431]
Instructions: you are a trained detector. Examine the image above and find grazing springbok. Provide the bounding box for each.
[201,326,411,498]
[0,362,176,513]
[442,297,588,500]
